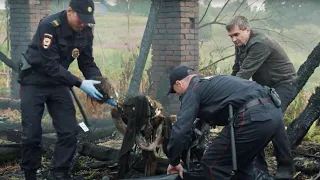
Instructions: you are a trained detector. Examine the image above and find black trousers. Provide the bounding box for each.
[19,85,78,172]
[253,82,296,179]
[181,102,288,180]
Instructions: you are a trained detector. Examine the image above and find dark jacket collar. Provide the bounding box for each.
[59,10,74,37]
[179,75,201,101]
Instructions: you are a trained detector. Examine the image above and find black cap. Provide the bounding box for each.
[167,66,195,95]
[69,0,95,24]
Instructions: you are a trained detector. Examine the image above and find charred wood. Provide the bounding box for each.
[286,86,320,149]
[0,97,20,110]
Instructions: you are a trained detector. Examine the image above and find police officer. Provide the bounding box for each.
[166,66,293,180]
[226,15,295,178]
[17,0,116,179]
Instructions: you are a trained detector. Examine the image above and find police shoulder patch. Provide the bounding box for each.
[50,18,61,27]
[42,33,53,49]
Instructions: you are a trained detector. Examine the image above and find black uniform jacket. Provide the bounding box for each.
[19,10,102,87]
[167,75,270,165]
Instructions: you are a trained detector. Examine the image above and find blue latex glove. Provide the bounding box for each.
[79,80,103,101]
[106,98,118,106]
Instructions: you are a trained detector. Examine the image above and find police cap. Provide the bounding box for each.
[69,0,95,24]
[167,66,196,95]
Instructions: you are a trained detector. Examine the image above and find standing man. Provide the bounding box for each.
[166,66,292,180]
[17,0,116,179]
[226,15,295,178]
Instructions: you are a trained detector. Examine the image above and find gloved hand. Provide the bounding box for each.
[106,92,118,106]
[106,98,117,106]
[79,80,103,101]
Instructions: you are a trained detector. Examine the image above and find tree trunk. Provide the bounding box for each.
[126,0,161,98]
[286,86,320,149]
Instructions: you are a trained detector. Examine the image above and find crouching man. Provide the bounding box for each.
[166,66,293,179]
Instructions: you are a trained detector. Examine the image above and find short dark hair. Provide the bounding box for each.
[226,16,250,31]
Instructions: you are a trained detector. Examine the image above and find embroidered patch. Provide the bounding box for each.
[88,6,92,12]
[72,48,80,58]
[42,33,53,49]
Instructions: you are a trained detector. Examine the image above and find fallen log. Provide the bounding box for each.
[0,118,116,142]
[0,97,20,110]
[0,124,117,164]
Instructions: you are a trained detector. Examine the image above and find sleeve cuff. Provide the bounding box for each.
[68,73,82,88]
[74,79,82,88]
[169,157,180,166]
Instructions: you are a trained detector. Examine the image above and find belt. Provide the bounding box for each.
[237,97,272,113]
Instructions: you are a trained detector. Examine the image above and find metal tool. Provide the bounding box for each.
[228,104,238,179]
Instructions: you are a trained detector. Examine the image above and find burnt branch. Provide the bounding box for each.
[295,43,320,96]
[0,51,17,72]
[286,86,320,149]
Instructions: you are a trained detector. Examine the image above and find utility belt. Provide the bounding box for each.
[237,87,282,113]
[237,97,272,113]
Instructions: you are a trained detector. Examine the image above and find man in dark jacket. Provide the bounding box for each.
[226,15,295,178]
[17,0,116,179]
[166,66,292,180]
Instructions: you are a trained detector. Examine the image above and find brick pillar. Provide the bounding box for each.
[8,0,51,99]
[150,0,199,115]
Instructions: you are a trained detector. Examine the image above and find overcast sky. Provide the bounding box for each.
[0,0,4,10]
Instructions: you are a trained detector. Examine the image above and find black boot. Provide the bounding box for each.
[24,171,37,180]
[47,170,72,180]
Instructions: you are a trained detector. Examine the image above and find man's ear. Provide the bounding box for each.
[66,7,73,14]
[246,27,251,34]
[175,80,181,86]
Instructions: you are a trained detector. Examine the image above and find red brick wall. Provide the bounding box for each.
[150,0,199,114]
[8,0,51,99]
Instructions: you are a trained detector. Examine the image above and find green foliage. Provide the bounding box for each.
[303,120,319,142]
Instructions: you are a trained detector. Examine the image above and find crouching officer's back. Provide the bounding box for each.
[166,66,293,180]
[17,0,116,179]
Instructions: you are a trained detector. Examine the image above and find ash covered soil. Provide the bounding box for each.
[0,136,319,180]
